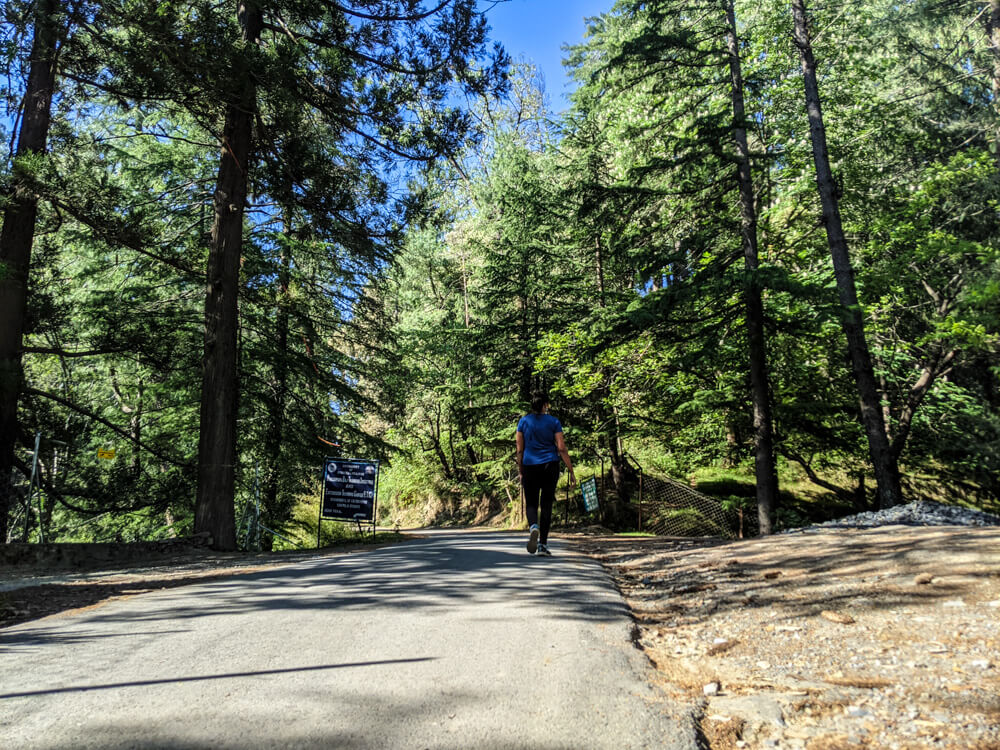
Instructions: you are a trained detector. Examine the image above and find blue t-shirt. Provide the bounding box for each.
[517,413,563,465]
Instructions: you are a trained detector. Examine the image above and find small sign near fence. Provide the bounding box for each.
[318,457,379,543]
[580,476,599,512]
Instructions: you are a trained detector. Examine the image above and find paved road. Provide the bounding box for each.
[1,530,697,749]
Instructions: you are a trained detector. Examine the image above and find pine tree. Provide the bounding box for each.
[790,0,903,508]
[0,0,64,542]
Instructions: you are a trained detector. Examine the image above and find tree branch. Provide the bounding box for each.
[23,346,131,358]
[25,388,192,468]
[262,21,448,77]
[317,0,454,23]
[890,348,957,460]
[777,447,855,502]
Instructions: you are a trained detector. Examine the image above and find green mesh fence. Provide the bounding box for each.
[639,473,738,539]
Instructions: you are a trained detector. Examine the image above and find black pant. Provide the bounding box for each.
[522,461,559,544]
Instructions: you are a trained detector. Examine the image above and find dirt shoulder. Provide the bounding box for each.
[571,525,1000,750]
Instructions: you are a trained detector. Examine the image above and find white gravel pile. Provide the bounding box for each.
[790,499,1000,532]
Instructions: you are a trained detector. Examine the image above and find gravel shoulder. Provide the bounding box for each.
[571,525,1000,750]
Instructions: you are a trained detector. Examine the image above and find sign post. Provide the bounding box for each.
[318,457,379,545]
[580,476,600,513]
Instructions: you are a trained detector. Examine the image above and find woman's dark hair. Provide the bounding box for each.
[530,391,550,414]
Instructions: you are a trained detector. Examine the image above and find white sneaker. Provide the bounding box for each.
[527,525,539,554]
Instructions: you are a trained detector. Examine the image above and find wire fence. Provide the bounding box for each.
[2,431,307,551]
[3,430,195,546]
[639,472,738,539]
[5,465,32,544]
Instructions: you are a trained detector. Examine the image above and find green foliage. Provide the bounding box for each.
[370,0,1000,529]
[692,469,756,500]
[257,483,402,551]
[379,456,445,511]
[5,0,999,544]
[2,1,508,544]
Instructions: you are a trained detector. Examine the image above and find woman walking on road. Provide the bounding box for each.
[516,391,576,556]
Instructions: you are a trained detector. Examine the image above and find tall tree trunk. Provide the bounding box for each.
[726,0,779,534]
[518,296,532,403]
[460,249,474,410]
[607,407,634,503]
[590,232,626,497]
[429,407,452,479]
[0,0,61,544]
[132,380,143,481]
[889,347,956,461]
[457,419,478,467]
[448,423,458,477]
[195,1,263,550]
[41,447,58,539]
[791,0,903,509]
[987,0,1000,165]
[261,233,291,551]
[594,236,606,305]
[722,414,740,468]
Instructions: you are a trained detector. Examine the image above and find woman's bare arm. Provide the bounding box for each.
[555,432,576,485]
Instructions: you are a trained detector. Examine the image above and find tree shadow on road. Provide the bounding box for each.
[0,658,437,699]
[2,531,626,648]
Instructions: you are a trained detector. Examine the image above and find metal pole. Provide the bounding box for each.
[317,464,323,549]
[372,461,380,541]
[253,460,261,551]
[258,522,301,549]
[237,497,250,550]
[638,469,643,533]
[29,432,43,543]
[600,457,605,504]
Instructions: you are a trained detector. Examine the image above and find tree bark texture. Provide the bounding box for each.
[889,347,956,460]
[594,237,606,306]
[261,239,290,549]
[987,0,1000,164]
[791,0,903,509]
[0,0,60,543]
[428,407,452,479]
[725,0,779,535]
[607,411,636,506]
[195,1,263,551]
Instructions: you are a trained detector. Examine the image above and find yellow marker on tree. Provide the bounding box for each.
[97,448,116,460]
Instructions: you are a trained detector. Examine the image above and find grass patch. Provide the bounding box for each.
[688,465,861,532]
[690,467,757,499]
[273,527,406,551]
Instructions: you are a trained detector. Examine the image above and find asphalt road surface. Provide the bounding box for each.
[1,530,697,749]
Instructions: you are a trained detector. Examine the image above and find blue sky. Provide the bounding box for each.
[483,0,613,110]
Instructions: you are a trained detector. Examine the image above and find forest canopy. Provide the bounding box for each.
[2,0,997,548]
